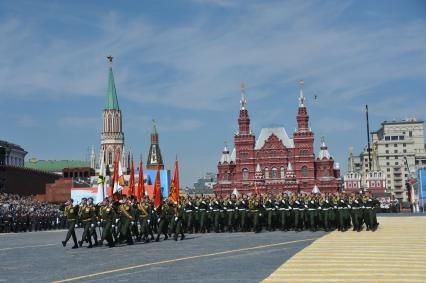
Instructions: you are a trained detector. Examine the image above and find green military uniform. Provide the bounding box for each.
[62,203,78,248]
[78,203,94,248]
[119,202,135,245]
[100,203,116,247]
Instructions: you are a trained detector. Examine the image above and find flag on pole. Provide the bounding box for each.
[153,165,162,209]
[169,157,180,203]
[253,182,259,195]
[96,158,106,204]
[137,160,145,201]
[113,151,124,194]
[108,160,116,197]
[128,159,135,196]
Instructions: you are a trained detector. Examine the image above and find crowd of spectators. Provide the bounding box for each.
[0,193,66,233]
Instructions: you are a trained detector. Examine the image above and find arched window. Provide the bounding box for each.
[108,116,112,132]
[264,168,269,179]
[323,168,328,176]
[280,167,285,179]
[271,167,278,179]
[301,166,308,177]
[242,168,249,180]
[108,151,113,165]
[224,172,229,180]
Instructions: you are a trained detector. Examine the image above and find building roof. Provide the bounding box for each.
[254,127,294,150]
[318,137,331,160]
[105,67,119,110]
[381,118,423,125]
[0,140,26,152]
[25,159,90,172]
[220,145,231,164]
[230,148,236,162]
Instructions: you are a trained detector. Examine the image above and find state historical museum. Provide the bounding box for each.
[214,81,341,196]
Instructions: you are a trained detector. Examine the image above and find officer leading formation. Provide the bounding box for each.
[61,191,380,249]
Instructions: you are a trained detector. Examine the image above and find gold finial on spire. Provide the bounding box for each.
[299,79,304,90]
[349,145,353,154]
[320,135,325,143]
[241,83,245,93]
[224,139,227,147]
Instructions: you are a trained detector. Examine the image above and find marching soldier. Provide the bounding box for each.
[99,199,116,247]
[61,199,79,249]
[184,197,195,234]
[87,197,99,246]
[156,200,169,241]
[119,198,135,245]
[173,205,185,241]
[78,197,94,248]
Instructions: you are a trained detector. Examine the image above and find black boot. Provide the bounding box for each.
[78,240,83,247]
[62,241,66,247]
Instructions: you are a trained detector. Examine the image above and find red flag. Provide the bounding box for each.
[170,158,180,203]
[128,159,135,196]
[137,160,145,201]
[153,165,162,209]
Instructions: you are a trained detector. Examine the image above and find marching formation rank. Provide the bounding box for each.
[61,191,380,249]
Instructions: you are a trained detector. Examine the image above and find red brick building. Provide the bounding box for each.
[214,81,341,196]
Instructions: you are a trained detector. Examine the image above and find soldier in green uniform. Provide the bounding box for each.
[78,197,93,248]
[156,201,169,241]
[61,199,78,249]
[87,197,99,246]
[307,195,318,232]
[119,198,135,245]
[184,197,195,234]
[237,195,248,232]
[173,205,185,241]
[249,196,262,233]
[264,194,276,231]
[136,198,151,243]
[198,196,209,233]
[99,199,116,247]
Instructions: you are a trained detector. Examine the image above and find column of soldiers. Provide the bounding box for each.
[0,193,66,233]
[61,191,380,249]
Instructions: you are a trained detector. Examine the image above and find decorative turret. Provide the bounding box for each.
[100,55,125,170]
[296,80,309,131]
[238,83,251,135]
[254,164,263,180]
[90,145,96,170]
[146,120,164,170]
[219,141,231,164]
[318,136,331,160]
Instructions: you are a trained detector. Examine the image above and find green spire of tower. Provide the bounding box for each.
[105,55,119,110]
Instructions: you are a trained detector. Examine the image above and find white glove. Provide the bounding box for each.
[74,224,78,228]
[157,218,161,223]
[115,219,119,223]
[259,213,262,216]
[348,205,352,209]
[91,224,94,228]
[175,217,178,221]
[112,225,115,228]
[97,221,100,225]
[131,221,135,225]
[147,220,150,224]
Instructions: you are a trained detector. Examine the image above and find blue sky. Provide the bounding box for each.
[1,0,425,187]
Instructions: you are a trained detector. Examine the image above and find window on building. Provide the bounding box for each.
[386,162,390,166]
[409,131,412,137]
[403,149,407,153]
[348,182,352,188]
[399,136,404,140]
[301,166,308,177]
[371,181,375,187]
[385,150,389,154]
[264,168,269,179]
[242,168,249,180]
[394,144,398,147]
[395,162,399,165]
[386,156,389,160]
[387,168,390,172]
[270,167,277,178]
[385,136,390,141]
[405,174,408,177]
[385,144,389,148]
[108,152,113,165]
[387,174,391,178]
[403,143,406,147]
[224,173,229,180]
[280,167,285,179]
[391,136,398,141]
[394,150,398,153]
